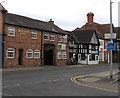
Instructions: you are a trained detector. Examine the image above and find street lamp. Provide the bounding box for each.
[110,0,113,79]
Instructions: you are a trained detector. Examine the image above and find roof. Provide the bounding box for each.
[114,27,120,37]
[5,13,67,35]
[72,30,98,44]
[75,22,115,36]
[0,3,7,12]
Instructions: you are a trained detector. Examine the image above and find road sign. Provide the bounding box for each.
[104,33,116,39]
[107,43,116,50]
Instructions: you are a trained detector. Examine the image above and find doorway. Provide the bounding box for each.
[44,44,55,65]
[18,49,23,65]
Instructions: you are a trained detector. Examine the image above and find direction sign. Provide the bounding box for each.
[107,43,116,50]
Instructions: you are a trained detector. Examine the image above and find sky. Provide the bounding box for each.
[0,0,120,31]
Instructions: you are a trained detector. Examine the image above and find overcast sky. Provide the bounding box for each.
[1,0,120,30]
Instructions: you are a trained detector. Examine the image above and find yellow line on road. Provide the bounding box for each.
[71,72,120,93]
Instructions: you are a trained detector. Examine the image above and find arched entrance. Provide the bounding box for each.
[44,44,55,65]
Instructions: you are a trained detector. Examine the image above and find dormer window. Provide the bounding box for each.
[8,27,15,37]
[31,32,37,39]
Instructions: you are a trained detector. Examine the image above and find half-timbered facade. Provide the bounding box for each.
[71,30,100,65]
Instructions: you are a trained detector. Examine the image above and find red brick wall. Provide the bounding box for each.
[4,25,69,67]
[4,25,41,67]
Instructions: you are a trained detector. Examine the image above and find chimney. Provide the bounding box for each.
[87,12,94,24]
[48,19,54,24]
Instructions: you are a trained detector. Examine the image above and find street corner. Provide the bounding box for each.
[70,71,120,93]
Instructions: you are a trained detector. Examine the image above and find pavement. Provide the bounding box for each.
[71,70,120,93]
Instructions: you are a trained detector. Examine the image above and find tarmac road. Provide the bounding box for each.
[2,63,119,96]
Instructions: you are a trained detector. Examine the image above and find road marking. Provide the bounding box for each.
[71,72,120,93]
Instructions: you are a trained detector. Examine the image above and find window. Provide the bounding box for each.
[58,44,66,50]
[8,27,15,36]
[44,33,49,40]
[31,32,37,39]
[58,35,62,42]
[50,34,55,41]
[57,51,62,59]
[63,36,67,43]
[34,50,40,58]
[91,45,96,50]
[89,54,95,61]
[62,52,67,59]
[26,49,33,58]
[6,48,15,58]
[81,54,85,60]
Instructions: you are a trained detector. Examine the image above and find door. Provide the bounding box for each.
[78,54,81,64]
[18,49,23,65]
[44,44,55,65]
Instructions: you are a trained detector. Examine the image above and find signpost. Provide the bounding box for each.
[107,43,116,50]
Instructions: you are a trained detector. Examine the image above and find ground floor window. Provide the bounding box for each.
[26,49,33,58]
[89,54,95,61]
[34,50,40,58]
[57,51,62,59]
[6,48,15,58]
[81,54,85,60]
[57,51,67,59]
[62,52,67,59]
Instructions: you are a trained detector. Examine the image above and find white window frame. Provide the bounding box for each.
[57,51,62,59]
[26,49,33,58]
[50,34,55,41]
[8,27,15,37]
[62,52,67,59]
[34,50,40,58]
[44,33,49,40]
[31,32,37,39]
[63,36,67,43]
[58,35,62,42]
[6,48,15,58]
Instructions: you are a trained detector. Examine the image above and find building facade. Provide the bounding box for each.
[0,4,69,68]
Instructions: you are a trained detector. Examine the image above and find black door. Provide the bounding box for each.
[18,49,23,65]
[44,44,54,65]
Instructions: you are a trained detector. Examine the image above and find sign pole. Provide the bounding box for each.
[110,0,113,79]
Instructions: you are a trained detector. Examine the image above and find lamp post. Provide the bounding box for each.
[110,0,113,79]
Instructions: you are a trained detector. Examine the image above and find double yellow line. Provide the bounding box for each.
[71,72,120,93]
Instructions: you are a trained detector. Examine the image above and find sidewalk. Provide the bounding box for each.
[2,64,88,72]
[74,70,120,93]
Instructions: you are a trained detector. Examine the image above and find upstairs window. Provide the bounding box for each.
[34,50,40,58]
[58,35,62,42]
[26,49,33,58]
[6,48,15,58]
[63,36,67,43]
[31,32,37,39]
[8,27,15,36]
[44,33,49,40]
[50,34,55,41]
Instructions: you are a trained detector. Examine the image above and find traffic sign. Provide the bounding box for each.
[107,43,116,50]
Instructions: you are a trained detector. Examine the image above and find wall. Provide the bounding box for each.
[4,25,41,67]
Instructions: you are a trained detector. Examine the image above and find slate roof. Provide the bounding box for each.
[72,30,99,44]
[115,27,120,37]
[5,13,67,35]
[0,3,7,12]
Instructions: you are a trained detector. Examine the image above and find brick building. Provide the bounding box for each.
[0,4,69,68]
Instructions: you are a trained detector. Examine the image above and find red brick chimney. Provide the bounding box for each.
[87,12,94,24]
[48,19,54,24]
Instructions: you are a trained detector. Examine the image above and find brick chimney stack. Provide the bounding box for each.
[87,12,94,24]
[48,19,54,24]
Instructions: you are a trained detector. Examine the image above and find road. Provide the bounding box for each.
[2,63,119,96]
